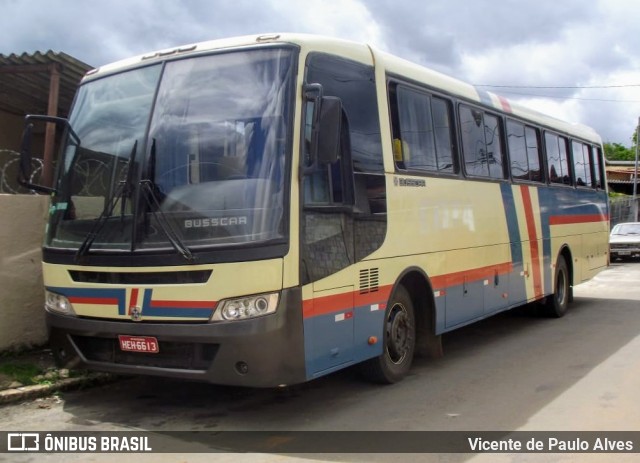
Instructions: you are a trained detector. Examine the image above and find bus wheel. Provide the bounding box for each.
[360,285,415,384]
[543,255,569,318]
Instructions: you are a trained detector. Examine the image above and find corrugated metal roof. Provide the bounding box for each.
[0,50,92,117]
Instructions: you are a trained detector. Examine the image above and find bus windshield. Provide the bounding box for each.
[46,47,294,257]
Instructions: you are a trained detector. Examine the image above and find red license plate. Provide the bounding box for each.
[118,335,159,353]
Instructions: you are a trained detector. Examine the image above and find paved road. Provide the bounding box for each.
[1,261,639,462]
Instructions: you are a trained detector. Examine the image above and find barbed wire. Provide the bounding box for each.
[0,149,43,194]
[1,149,112,195]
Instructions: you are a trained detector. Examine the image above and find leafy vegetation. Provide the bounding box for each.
[0,362,44,386]
[605,127,638,161]
[604,142,636,161]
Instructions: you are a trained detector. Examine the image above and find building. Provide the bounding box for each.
[606,160,639,195]
[0,51,92,191]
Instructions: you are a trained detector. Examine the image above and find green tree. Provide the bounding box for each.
[604,142,635,160]
[605,125,639,161]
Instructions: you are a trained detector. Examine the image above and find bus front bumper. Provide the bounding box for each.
[46,287,306,388]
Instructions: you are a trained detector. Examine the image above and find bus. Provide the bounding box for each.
[19,33,609,387]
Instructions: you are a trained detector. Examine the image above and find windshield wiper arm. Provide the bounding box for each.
[75,141,138,262]
[75,181,126,262]
[139,179,195,262]
[120,140,138,221]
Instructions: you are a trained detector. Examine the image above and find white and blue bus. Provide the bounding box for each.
[20,34,609,387]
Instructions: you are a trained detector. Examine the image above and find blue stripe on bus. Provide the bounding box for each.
[499,184,529,305]
[500,183,523,266]
[476,89,494,107]
[141,289,214,318]
[47,287,127,314]
[47,286,213,319]
[537,189,553,294]
[304,301,386,379]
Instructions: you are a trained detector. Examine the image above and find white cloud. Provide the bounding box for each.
[455,1,640,145]
[1,0,639,143]
[266,0,385,46]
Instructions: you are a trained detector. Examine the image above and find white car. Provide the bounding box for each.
[610,222,640,260]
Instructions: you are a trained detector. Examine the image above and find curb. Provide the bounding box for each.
[0,373,116,405]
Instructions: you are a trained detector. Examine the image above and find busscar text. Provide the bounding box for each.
[185,216,247,228]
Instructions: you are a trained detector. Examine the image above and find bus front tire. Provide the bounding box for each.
[543,255,569,318]
[360,285,415,384]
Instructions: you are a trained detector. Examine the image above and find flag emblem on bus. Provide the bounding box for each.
[130,306,142,322]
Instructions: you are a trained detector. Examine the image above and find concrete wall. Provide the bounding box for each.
[0,194,49,352]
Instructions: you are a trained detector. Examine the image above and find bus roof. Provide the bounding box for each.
[86,33,601,144]
[370,47,601,143]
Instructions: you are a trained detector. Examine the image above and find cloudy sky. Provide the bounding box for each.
[2,0,639,145]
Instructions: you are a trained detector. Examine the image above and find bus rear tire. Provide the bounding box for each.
[360,285,415,384]
[543,255,569,318]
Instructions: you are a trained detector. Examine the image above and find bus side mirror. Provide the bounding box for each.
[303,84,343,171]
[18,115,80,194]
[316,96,342,165]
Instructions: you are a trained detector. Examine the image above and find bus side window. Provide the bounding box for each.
[507,120,528,180]
[572,140,592,187]
[508,121,543,183]
[460,106,487,177]
[583,144,593,188]
[592,146,604,189]
[545,132,572,186]
[525,126,542,182]
[391,84,456,174]
[460,105,505,179]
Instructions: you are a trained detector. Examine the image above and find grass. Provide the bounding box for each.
[0,362,46,386]
[0,349,85,388]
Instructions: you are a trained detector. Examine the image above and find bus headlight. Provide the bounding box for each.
[211,293,279,321]
[45,290,76,316]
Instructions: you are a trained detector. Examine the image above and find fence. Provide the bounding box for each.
[610,195,639,227]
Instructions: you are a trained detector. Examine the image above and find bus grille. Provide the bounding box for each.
[71,335,218,370]
[359,268,380,294]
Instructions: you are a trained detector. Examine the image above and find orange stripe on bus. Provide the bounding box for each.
[303,262,514,319]
[430,262,513,289]
[549,214,608,225]
[68,297,119,305]
[150,300,217,309]
[303,291,354,319]
[497,95,512,113]
[128,288,139,315]
[303,285,393,319]
[520,186,543,299]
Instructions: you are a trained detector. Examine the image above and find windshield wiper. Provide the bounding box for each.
[120,139,139,221]
[75,141,137,262]
[139,179,195,262]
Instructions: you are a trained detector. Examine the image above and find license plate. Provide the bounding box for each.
[118,335,159,353]
[618,251,631,256]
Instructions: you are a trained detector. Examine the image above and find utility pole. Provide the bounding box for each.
[634,117,640,221]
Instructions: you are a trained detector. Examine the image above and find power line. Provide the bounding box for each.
[494,90,640,103]
[475,83,640,89]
